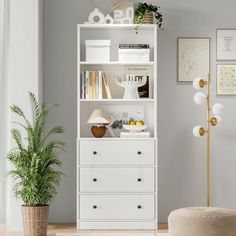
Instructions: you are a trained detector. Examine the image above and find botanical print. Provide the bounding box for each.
[178,38,210,82]
[217,65,236,95]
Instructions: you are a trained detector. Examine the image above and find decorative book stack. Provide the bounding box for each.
[81,71,111,99]
[118,44,150,62]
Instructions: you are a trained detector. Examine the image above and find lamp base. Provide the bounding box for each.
[91,126,106,138]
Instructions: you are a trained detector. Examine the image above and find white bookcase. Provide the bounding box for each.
[77,24,158,230]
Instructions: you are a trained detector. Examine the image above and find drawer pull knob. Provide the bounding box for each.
[137,151,142,155]
[93,205,97,209]
[137,205,142,209]
[93,151,97,155]
[93,178,97,182]
[137,178,142,182]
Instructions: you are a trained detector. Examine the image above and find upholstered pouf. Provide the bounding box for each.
[168,207,236,236]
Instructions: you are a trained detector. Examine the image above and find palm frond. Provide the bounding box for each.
[7,92,65,206]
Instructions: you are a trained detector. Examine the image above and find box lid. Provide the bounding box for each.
[86,40,111,47]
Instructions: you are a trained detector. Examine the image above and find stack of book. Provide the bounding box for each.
[118,44,150,62]
[81,71,111,99]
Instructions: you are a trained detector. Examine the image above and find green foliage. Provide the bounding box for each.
[7,92,65,206]
[135,2,163,28]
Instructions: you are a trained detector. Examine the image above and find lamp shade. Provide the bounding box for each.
[193,126,205,137]
[212,103,224,116]
[211,116,222,127]
[193,77,206,90]
[194,92,207,105]
[87,109,110,124]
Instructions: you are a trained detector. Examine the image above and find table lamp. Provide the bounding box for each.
[87,109,110,138]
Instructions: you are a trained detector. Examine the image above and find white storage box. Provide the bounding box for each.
[86,40,110,62]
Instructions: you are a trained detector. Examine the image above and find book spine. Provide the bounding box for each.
[85,71,89,99]
[81,71,85,99]
[89,71,93,99]
[119,44,149,49]
[80,71,83,99]
[98,71,103,99]
[102,72,112,99]
[96,71,99,99]
[91,70,96,99]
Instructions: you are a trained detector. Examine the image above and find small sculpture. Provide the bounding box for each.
[116,75,147,99]
[85,8,105,24]
[104,14,114,24]
[84,9,114,25]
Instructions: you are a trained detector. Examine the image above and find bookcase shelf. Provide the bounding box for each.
[80,61,155,66]
[80,98,155,102]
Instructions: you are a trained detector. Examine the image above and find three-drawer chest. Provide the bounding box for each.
[77,139,157,229]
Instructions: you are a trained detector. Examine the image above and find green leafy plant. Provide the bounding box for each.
[135,2,163,28]
[7,92,65,206]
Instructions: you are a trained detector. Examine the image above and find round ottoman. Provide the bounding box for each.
[168,207,236,236]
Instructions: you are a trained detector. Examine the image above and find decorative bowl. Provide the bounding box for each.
[123,125,147,133]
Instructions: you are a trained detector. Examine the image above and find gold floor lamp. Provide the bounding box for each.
[192,74,224,207]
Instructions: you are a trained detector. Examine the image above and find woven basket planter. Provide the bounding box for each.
[141,12,154,24]
[22,205,49,236]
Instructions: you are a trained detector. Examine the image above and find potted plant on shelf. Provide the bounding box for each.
[135,2,163,27]
[7,92,65,236]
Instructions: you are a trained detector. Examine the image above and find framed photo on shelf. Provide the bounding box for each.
[217,64,236,95]
[216,29,236,60]
[177,37,210,83]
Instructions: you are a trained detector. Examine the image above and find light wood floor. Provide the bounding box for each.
[0,224,168,236]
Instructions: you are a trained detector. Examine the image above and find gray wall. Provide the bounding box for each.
[44,0,236,223]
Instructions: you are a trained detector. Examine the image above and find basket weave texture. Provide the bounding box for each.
[22,205,49,236]
[141,12,154,24]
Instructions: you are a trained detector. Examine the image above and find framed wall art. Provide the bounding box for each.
[217,64,236,95]
[216,29,236,60]
[177,38,210,82]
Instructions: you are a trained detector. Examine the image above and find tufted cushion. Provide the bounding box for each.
[168,207,236,236]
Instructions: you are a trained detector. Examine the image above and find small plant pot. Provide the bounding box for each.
[22,205,49,236]
[141,12,154,24]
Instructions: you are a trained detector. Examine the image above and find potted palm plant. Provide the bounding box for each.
[7,92,65,236]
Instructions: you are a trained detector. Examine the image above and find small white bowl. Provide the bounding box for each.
[123,125,147,133]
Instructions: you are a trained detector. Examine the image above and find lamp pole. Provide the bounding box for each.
[207,73,211,207]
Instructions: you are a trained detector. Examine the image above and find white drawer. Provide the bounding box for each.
[79,140,155,165]
[79,195,155,220]
[80,167,155,192]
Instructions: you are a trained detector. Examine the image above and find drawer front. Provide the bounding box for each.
[79,195,155,220]
[80,168,155,192]
[79,140,155,165]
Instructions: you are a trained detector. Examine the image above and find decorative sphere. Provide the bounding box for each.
[193,92,207,105]
[212,103,224,116]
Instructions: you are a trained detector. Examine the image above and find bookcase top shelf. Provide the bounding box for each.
[80,61,155,66]
[80,99,155,102]
[78,24,157,30]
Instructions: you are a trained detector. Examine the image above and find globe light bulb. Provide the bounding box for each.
[193,77,206,90]
[194,92,207,105]
[193,126,206,137]
[212,103,224,116]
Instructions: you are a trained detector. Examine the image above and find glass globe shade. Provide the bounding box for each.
[193,77,205,90]
[193,92,207,105]
[211,116,222,127]
[212,103,224,116]
[193,126,205,138]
